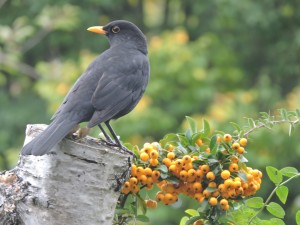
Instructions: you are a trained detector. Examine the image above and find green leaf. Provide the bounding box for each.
[270,218,285,225]
[185,209,199,217]
[280,167,299,177]
[296,211,300,225]
[186,216,203,225]
[280,108,288,120]
[136,194,147,215]
[260,111,270,119]
[186,116,197,133]
[266,166,283,185]
[209,135,218,151]
[157,165,168,173]
[202,119,210,136]
[276,185,288,204]
[179,216,189,225]
[247,118,256,128]
[136,215,149,222]
[296,109,300,119]
[245,197,264,209]
[230,122,241,132]
[266,202,285,218]
[237,172,248,182]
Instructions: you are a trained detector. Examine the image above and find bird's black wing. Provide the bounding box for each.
[87,54,149,128]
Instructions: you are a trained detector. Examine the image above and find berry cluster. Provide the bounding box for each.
[121,133,262,212]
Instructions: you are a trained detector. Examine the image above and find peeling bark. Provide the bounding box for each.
[0,124,132,225]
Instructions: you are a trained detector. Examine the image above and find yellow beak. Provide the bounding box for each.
[87,26,107,35]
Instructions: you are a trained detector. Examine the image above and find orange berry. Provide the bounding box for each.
[232,142,240,150]
[231,156,239,163]
[200,165,210,173]
[239,138,248,146]
[193,220,204,225]
[150,150,159,159]
[124,181,131,189]
[194,193,205,202]
[221,170,231,180]
[131,164,137,176]
[136,167,144,176]
[195,139,203,146]
[224,179,233,189]
[169,164,176,173]
[129,177,138,185]
[209,197,218,206]
[220,198,228,207]
[203,189,211,198]
[192,182,203,192]
[237,147,245,154]
[131,184,140,193]
[184,162,193,171]
[187,169,196,178]
[217,136,222,143]
[229,163,239,172]
[140,152,149,161]
[206,171,216,181]
[223,134,232,142]
[208,182,217,188]
[180,170,188,181]
[183,155,191,163]
[196,169,204,179]
[222,204,230,211]
[138,175,147,185]
[152,170,160,181]
[218,184,225,192]
[144,167,153,177]
[162,158,172,167]
[167,144,175,152]
[167,152,175,160]
[145,199,157,209]
[205,148,211,154]
[155,191,165,201]
[233,180,241,189]
[149,158,159,166]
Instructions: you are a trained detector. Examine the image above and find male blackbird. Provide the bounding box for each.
[21,20,150,156]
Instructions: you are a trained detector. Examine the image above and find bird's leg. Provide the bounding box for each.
[104,121,134,156]
[98,124,115,145]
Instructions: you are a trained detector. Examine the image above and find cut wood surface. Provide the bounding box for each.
[0,124,132,225]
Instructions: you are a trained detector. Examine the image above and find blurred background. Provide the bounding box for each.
[1,0,300,224]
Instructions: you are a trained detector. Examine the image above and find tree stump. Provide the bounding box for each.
[0,124,132,225]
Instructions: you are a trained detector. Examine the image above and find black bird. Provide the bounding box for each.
[21,20,150,156]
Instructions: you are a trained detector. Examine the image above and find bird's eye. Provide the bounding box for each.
[112,26,120,33]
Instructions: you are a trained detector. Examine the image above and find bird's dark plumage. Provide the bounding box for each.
[21,20,150,156]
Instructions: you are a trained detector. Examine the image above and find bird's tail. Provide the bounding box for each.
[21,117,78,156]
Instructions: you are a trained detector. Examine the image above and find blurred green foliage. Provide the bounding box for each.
[0,0,300,224]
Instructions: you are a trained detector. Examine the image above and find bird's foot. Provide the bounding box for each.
[99,138,117,146]
[120,145,136,157]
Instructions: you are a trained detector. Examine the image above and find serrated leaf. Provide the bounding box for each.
[185,209,199,217]
[186,116,197,134]
[296,211,300,225]
[179,216,189,225]
[280,167,299,177]
[276,185,288,204]
[202,119,210,136]
[186,216,203,225]
[266,166,282,185]
[245,197,264,209]
[267,202,285,218]
[136,215,149,222]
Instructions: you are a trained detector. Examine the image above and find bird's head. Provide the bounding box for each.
[87,20,148,55]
